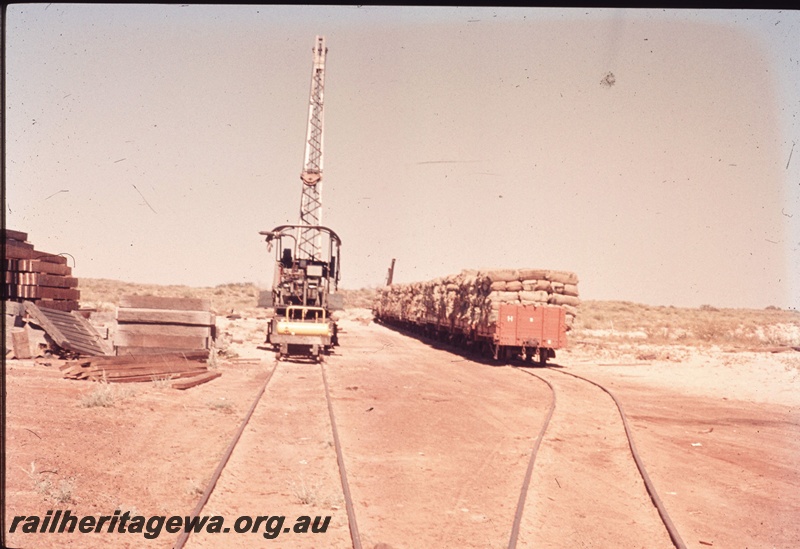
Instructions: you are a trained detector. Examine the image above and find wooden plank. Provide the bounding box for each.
[70,343,108,356]
[119,295,210,312]
[63,367,88,379]
[47,315,84,327]
[24,302,111,356]
[3,229,29,241]
[114,346,210,358]
[172,371,222,390]
[47,316,86,330]
[11,329,31,359]
[94,363,207,374]
[89,351,209,365]
[15,259,72,276]
[47,332,105,354]
[36,300,80,312]
[38,287,80,301]
[83,370,207,383]
[80,357,207,370]
[91,365,208,378]
[5,285,39,299]
[85,366,209,378]
[33,306,73,321]
[48,329,97,346]
[4,301,25,316]
[70,312,114,355]
[6,240,34,249]
[4,272,41,285]
[32,274,79,288]
[75,371,203,383]
[116,308,215,326]
[99,370,210,383]
[57,325,111,356]
[113,332,209,349]
[23,302,69,347]
[5,244,68,264]
[116,323,211,337]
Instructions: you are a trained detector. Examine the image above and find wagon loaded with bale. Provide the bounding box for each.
[372,268,579,365]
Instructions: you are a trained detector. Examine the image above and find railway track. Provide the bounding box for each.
[176,357,360,549]
[368,321,688,548]
[174,321,687,549]
[174,360,279,549]
[509,365,687,548]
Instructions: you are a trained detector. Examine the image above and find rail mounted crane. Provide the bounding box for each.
[260,36,342,362]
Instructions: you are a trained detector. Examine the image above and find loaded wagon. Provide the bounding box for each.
[372,268,576,365]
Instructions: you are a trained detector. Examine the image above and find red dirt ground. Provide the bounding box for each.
[4,316,799,548]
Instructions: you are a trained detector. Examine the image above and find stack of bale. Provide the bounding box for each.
[374,268,579,331]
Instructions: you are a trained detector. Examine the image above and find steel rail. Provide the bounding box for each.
[372,319,686,548]
[320,362,363,549]
[547,367,688,549]
[173,360,278,549]
[507,369,556,549]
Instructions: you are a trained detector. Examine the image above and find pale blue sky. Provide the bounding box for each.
[5,6,799,309]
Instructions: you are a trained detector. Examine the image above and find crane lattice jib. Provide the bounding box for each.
[298,35,327,261]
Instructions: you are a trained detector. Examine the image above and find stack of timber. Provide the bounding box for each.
[62,352,221,389]
[3,229,80,312]
[114,295,216,357]
[374,268,580,331]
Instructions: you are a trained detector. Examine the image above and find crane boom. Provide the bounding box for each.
[298,35,328,261]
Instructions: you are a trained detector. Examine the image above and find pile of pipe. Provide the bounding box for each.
[374,268,579,330]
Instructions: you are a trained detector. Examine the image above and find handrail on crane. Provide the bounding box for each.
[260,225,342,246]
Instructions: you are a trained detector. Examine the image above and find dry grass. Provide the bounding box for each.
[185,479,205,497]
[51,478,77,504]
[79,278,261,316]
[574,300,800,348]
[288,477,343,509]
[289,477,323,505]
[79,382,118,408]
[207,399,235,414]
[79,278,378,316]
[339,287,379,309]
[22,462,76,504]
[79,279,798,349]
[150,375,175,390]
[78,376,137,408]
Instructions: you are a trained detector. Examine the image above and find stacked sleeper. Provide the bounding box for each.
[114,295,215,356]
[375,268,579,331]
[4,229,80,312]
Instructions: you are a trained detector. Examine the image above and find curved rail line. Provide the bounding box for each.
[372,320,687,548]
[507,371,556,549]
[173,359,362,549]
[509,366,688,549]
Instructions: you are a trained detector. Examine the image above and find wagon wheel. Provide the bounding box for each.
[523,348,533,363]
